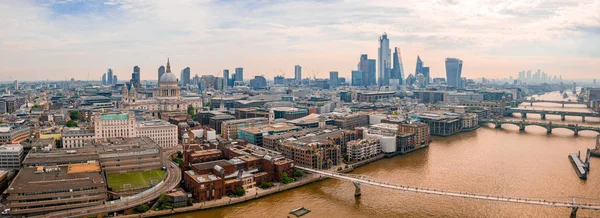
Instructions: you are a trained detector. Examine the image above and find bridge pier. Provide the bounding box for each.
[574,125,579,136]
[582,116,585,123]
[495,121,502,129]
[570,207,579,218]
[519,121,525,131]
[561,115,566,121]
[353,182,361,197]
[530,102,533,106]
[547,122,552,134]
[541,113,546,120]
[521,113,527,118]
[562,103,565,108]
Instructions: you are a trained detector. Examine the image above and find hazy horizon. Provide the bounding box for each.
[1,0,599,81]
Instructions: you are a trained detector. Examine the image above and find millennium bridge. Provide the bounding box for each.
[479,119,600,135]
[297,166,600,217]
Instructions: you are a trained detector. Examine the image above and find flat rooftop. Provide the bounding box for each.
[0,144,23,151]
[191,159,234,172]
[67,162,101,174]
[8,164,105,193]
[240,124,300,134]
[185,170,220,183]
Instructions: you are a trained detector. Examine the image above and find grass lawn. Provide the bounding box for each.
[107,169,166,192]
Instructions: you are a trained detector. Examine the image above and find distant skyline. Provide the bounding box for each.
[1,0,599,81]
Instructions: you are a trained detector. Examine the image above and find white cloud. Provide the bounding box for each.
[0,0,599,81]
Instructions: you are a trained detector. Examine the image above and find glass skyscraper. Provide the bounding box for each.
[235,67,244,82]
[391,47,404,85]
[158,66,165,85]
[329,71,339,88]
[181,67,191,86]
[358,54,376,86]
[131,65,141,88]
[378,33,391,86]
[107,68,113,85]
[351,70,363,86]
[445,58,463,88]
[223,69,230,88]
[294,65,302,81]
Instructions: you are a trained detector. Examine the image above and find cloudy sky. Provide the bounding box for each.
[1,0,599,82]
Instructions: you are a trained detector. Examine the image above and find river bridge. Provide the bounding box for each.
[505,108,600,122]
[297,166,600,217]
[515,100,589,108]
[479,119,600,135]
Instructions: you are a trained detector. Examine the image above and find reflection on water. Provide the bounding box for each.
[168,92,600,218]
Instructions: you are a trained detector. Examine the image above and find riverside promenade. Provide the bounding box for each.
[122,154,386,217]
[121,173,327,218]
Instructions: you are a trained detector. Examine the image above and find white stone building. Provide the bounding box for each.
[62,128,95,148]
[136,120,178,147]
[0,144,23,170]
[461,113,479,131]
[93,111,178,148]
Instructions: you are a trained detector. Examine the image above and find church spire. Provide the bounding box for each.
[166,58,171,73]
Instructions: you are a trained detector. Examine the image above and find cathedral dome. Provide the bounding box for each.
[159,72,177,84]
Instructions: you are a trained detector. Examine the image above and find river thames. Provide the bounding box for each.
[169,92,600,218]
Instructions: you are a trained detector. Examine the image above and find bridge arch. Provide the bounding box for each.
[550,127,577,133]
[578,129,600,134]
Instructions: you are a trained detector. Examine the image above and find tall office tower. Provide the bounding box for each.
[14,80,18,90]
[358,54,377,86]
[421,67,430,84]
[181,67,191,86]
[368,59,376,85]
[294,65,302,81]
[378,33,391,86]
[107,68,113,85]
[158,65,165,85]
[415,55,423,75]
[223,69,230,88]
[131,65,141,88]
[351,70,363,86]
[415,56,430,85]
[193,74,200,87]
[113,75,118,84]
[391,47,404,85]
[101,73,106,85]
[329,71,339,89]
[526,70,531,81]
[235,67,244,82]
[445,58,463,88]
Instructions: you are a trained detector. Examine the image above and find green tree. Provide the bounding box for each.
[232,188,246,197]
[177,151,183,158]
[259,182,273,189]
[293,169,303,178]
[32,104,42,109]
[134,204,150,213]
[280,172,294,184]
[156,194,173,210]
[66,120,78,127]
[187,105,197,120]
[69,110,80,121]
